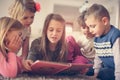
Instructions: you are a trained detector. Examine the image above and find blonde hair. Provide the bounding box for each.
[9,0,36,20]
[0,17,24,59]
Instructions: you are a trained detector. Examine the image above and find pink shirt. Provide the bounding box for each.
[66,36,89,64]
[0,52,23,78]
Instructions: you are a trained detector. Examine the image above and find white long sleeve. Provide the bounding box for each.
[113,38,120,80]
[93,54,102,74]
[77,35,95,59]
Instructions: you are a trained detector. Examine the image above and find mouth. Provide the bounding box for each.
[51,37,58,41]
[24,24,30,27]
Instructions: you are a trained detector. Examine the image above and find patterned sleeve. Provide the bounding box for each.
[113,38,120,80]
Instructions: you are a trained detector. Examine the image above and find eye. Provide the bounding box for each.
[48,28,53,32]
[23,17,28,20]
[89,25,96,28]
[31,16,34,19]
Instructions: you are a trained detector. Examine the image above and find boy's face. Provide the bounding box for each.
[85,15,106,37]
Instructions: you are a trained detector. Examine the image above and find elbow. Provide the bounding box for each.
[0,69,18,78]
[2,72,17,78]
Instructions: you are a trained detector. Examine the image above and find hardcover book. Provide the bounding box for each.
[31,60,93,75]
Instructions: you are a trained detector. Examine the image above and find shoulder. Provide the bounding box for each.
[32,37,41,44]
[110,25,120,43]
[31,37,41,48]
[111,25,120,35]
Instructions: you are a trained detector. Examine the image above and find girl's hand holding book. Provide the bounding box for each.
[22,60,33,72]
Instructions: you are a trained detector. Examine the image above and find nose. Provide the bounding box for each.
[52,30,57,36]
[27,18,33,24]
[89,28,93,33]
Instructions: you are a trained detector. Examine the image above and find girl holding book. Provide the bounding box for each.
[27,13,89,62]
[25,13,90,74]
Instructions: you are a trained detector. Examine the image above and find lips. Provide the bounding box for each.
[51,37,57,40]
[24,24,30,27]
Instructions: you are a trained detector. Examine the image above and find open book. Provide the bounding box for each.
[31,60,93,75]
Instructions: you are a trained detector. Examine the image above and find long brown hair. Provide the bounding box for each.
[0,17,24,59]
[39,13,67,62]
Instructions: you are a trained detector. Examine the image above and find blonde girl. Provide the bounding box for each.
[0,17,30,78]
[8,0,40,59]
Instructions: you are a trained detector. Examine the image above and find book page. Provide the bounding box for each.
[57,63,93,75]
[31,60,70,75]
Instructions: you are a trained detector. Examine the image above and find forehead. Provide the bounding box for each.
[85,15,98,25]
[23,10,35,16]
[48,20,64,28]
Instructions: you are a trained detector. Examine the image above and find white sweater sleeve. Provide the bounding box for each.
[113,38,120,80]
[93,54,102,74]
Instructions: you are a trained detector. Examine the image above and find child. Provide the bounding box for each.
[0,17,31,78]
[84,4,120,80]
[27,13,67,62]
[26,13,90,74]
[77,10,95,62]
[8,0,40,59]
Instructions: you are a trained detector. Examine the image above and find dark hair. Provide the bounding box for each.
[78,10,87,28]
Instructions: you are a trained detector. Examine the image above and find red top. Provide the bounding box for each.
[66,36,89,64]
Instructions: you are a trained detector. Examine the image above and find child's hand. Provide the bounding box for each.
[6,33,23,53]
[22,60,33,71]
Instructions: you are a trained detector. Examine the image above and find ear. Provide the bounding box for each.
[101,17,109,25]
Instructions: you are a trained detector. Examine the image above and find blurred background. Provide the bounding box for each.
[0,0,120,43]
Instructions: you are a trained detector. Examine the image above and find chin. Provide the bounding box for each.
[95,35,100,37]
[50,41,57,44]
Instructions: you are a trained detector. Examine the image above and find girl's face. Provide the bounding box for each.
[19,10,35,27]
[5,29,25,53]
[85,15,106,37]
[47,19,64,44]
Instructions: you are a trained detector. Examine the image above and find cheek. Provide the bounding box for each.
[19,20,24,25]
[46,31,51,40]
[58,32,63,39]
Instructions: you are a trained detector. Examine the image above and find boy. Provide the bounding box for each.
[84,4,120,80]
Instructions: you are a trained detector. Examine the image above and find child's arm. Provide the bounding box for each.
[27,38,40,62]
[113,38,120,80]
[0,52,18,78]
[93,54,102,78]
[22,59,33,71]
[21,37,29,59]
[66,36,89,63]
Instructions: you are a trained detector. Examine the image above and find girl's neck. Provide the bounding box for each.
[49,43,57,51]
